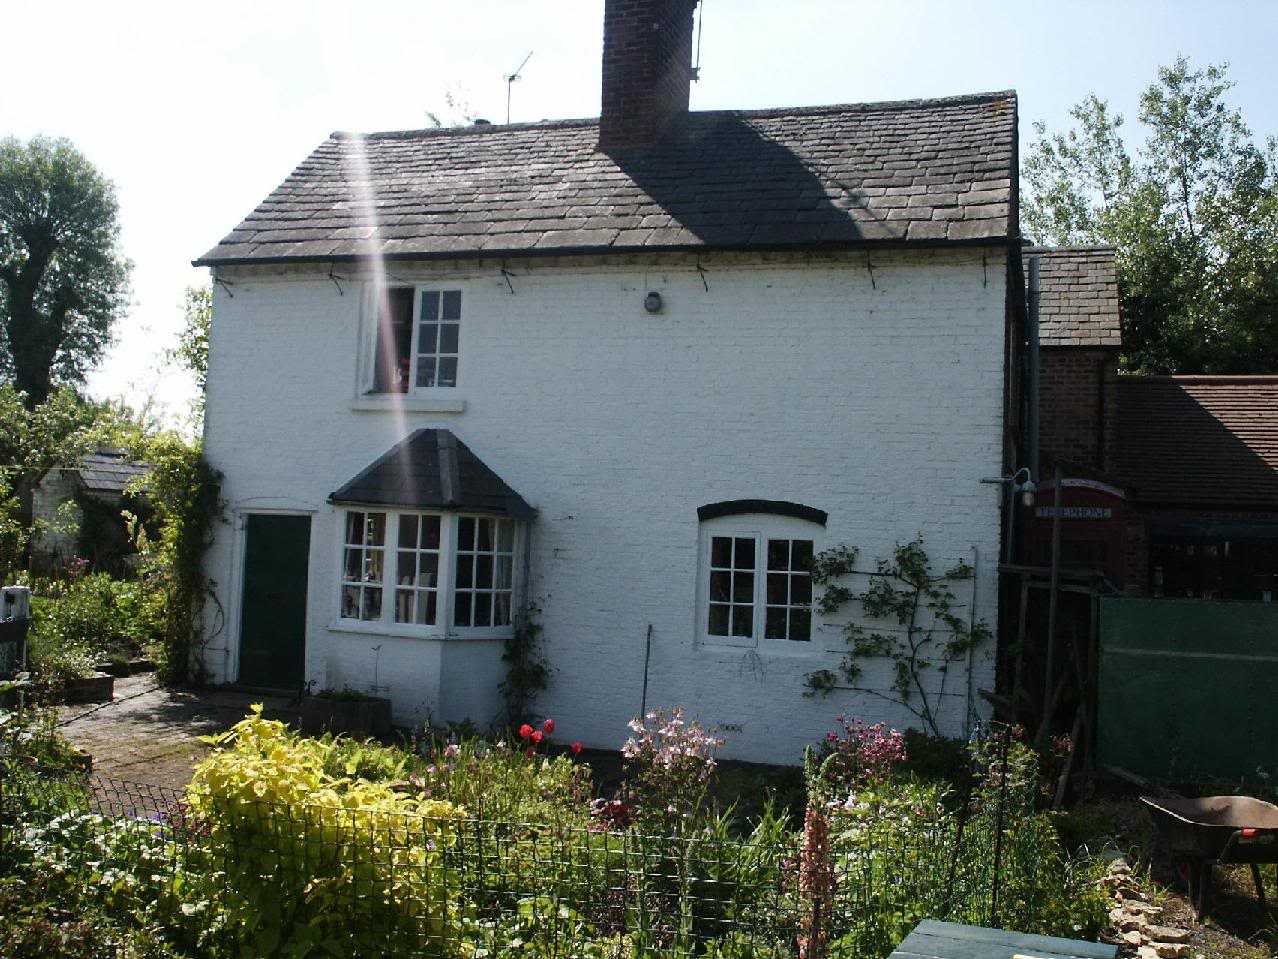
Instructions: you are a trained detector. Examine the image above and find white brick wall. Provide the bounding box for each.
[202,248,1007,764]
[30,470,84,569]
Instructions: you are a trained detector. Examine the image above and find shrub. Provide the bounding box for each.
[621,706,724,832]
[27,573,158,684]
[413,723,591,825]
[814,716,908,799]
[187,705,468,957]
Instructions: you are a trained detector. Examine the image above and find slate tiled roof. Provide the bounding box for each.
[1025,246,1121,347]
[78,450,151,495]
[1117,376,1278,508]
[329,430,533,518]
[196,92,1018,266]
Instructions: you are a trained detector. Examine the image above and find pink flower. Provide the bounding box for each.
[571,741,583,754]
[518,723,533,740]
[543,718,555,734]
[531,730,544,744]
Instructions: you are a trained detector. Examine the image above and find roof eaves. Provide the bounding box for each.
[194,235,1012,269]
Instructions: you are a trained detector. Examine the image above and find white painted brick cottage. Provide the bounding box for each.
[195,0,1021,764]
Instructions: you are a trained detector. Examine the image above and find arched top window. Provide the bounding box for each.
[696,509,824,649]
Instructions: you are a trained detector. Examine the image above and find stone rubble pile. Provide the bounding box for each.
[1103,858,1194,959]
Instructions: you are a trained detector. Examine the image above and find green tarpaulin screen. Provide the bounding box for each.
[1097,597,1278,780]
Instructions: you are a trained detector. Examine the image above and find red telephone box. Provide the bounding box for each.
[1022,478,1127,587]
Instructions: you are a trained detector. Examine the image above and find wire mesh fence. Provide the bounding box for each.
[0,742,1046,959]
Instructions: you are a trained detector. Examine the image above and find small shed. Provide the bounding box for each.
[30,448,153,574]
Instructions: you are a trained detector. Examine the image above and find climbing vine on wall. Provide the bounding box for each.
[804,537,990,737]
[499,601,551,728]
[139,438,223,684]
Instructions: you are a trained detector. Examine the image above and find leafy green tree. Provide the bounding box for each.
[0,136,131,408]
[1023,58,1278,373]
[169,285,210,392]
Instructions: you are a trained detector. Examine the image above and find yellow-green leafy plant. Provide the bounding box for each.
[187,705,467,957]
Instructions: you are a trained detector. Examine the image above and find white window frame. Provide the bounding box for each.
[334,507,520,640]
[362,283,468,396]
[697,514,818,650]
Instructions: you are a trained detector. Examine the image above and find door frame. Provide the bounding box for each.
[229,507,315,686]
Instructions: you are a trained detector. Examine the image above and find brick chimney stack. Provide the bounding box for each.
[599,0,700,149]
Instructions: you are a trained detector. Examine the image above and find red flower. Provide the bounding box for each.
[542,718,555,734]
[518,723,533,740]
[531,730,544,744]
[571,741,583,755]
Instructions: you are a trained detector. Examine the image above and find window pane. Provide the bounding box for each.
[418,322,439,353]
[731,605,753,637]
[767,573,788,605]
[792,540,814,570]
[733,570,754,603]
[366,512,386,544]
[494,593,511,627]
[365,550,384,582]
[497,521,514,552]
[438,357,458,387]
[346,512,364,544]
[342,585,360,618]
[458,517,475,550]
[416,357,437,388]
[362,588,382,621]
[397,551,415,584]
[709,571,730,602]
[495,555,512,590]
[475,593,493,627]
[792,575,812,605]
[425,591,438,625]
[439,323,459,354]
[456,555,474,589]
[420,291,440,321]
[395,588,413,623]
[422,515,441,549]
[420,553,439,586]
[765,607,787,640]
[454,591,472,627]
[343,548,362,581]
[708,603,730,636]
[767,539,790,571]
[476,555,493,589]
[398,515,418,549]
[789,608,812,642]
[734,537,755,568]
[476,518,494,551]
[441,290,461,321]
[711,536,731,568]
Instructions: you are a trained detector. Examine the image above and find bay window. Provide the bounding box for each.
[339,509,518,634]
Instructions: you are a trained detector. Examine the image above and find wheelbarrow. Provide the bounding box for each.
[1141,794,1278,919]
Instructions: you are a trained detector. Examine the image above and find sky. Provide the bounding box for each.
[4,0,1276,430]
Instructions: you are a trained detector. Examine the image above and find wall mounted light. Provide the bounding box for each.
[1019,480,1037,508]
[643,291,663,314]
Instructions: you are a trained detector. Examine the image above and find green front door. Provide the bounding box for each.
[238,514,311,690]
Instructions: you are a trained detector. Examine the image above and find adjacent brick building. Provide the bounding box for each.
[1025,247,1278,599]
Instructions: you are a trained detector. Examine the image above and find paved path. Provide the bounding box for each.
[57,674,295,791]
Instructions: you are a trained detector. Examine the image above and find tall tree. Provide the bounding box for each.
[1023,58,1278,374]
[0,136,130,408]
[170,285,210,393]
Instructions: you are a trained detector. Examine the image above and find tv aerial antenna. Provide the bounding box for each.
[504,50,534,125]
